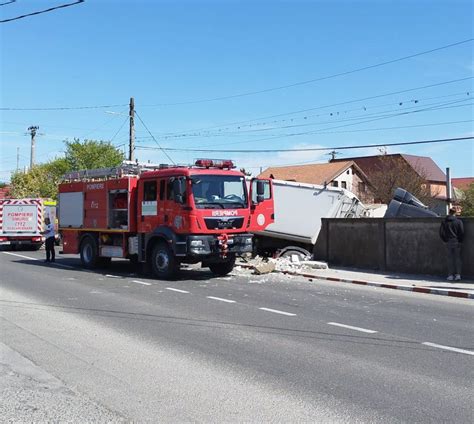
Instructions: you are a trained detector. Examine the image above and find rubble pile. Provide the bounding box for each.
[239,255,328,275]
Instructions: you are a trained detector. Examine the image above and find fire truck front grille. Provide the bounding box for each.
[204,217,245,230]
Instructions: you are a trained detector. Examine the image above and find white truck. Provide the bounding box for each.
[0,198,57,250]
[253,179,367,258]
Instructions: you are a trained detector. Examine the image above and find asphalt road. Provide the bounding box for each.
[1,249,473,423]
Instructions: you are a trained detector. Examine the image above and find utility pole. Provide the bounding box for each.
[129,97,135,161]
[27,125,39,168]
[446,167,452,214]
[16,147,19,172]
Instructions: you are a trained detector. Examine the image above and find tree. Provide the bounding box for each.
[64,139,124,170]
[9,161,64,199]
[366,155,436,206]
[9,139,124,200]
[459,183,474,216]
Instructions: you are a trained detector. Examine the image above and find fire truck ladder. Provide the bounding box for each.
[62,161,167,181]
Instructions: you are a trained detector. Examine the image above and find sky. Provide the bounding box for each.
[1,0,473,182]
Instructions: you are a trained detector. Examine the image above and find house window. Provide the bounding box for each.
[332,181,339,187]
[358,182,366,193]
[341,181,347,189]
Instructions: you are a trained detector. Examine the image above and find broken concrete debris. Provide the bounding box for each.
[239,255,328,275]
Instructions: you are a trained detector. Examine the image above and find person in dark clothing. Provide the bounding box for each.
[42,217,56,263]
[439,207,464,281]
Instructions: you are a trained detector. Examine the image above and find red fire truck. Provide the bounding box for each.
[58,160,274,278]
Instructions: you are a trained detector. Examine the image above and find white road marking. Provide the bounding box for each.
[327,322,378,334]
[132,280,152,286]
[207,296,236,303]
[422,342,474,356]
[3,252,77,269]
[259,307,296,316]
[3,252,38,260]
[105,274,121,278]
[165,287,190,294]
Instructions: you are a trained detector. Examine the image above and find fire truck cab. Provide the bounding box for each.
[59,160,273,278]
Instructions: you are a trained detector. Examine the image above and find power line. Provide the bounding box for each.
[139,91,472,140]
[134,111,175,164]
[279,119,474,136]
[0,0,84,23]
[141,39,474,106]
[136,136,474,154]
[0,102,127,111]
[0,0,16,6]
[158,99,474,149]
[110,117,130,142]
[136,119,474,141]
[171,76,473,134]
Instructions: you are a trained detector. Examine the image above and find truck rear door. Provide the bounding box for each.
[2,202,39,235]
[249,178,274,231]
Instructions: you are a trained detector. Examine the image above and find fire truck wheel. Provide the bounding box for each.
[151,242,178,279]
[208,256,236,277]
[80,237,99,269]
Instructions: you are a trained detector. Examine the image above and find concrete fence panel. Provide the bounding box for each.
[317,218,473,278]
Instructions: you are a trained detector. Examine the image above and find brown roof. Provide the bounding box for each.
[0,187,10,199]
[332,154,446,183]
[452,177,474,191]
[257,161,364,185]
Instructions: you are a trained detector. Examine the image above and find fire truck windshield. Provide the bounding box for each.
[191,175,248,209]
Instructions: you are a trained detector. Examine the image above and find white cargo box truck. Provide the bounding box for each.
[252,179,367,258]
[0,198,57,249]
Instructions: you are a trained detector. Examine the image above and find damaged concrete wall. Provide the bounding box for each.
[315,218,474,278]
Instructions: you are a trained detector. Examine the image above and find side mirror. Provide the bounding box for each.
[256,180,265,196]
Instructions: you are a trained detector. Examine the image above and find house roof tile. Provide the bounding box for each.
[332,154,446,183]
[257,161,360,185]
[452,177,474,191]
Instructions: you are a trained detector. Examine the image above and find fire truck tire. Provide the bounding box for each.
[208,256,236,276]
[80,237,100,269]
[150,242,179,279]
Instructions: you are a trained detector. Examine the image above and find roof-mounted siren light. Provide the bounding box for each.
[194,159,235,169]
[195,159,214,168]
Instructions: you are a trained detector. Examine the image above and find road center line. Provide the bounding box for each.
[207,296,236,303]
[3,252,38,261]
[422,342,474,356]
[165,287,190,294]
[259,307,296,316]
[105,274,121,279]
[132,280,152,286]
[327,322,378,333]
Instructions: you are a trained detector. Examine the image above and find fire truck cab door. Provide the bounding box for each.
[138,179,158,233]
[249,178,274,231]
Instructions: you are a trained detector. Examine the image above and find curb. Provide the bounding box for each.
[237,264,474,300]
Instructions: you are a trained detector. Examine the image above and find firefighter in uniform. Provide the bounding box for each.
[42,217,56,263]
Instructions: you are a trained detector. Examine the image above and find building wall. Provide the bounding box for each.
[331,168,354,191]
[315,217,473,278]
[330,167,375,203]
